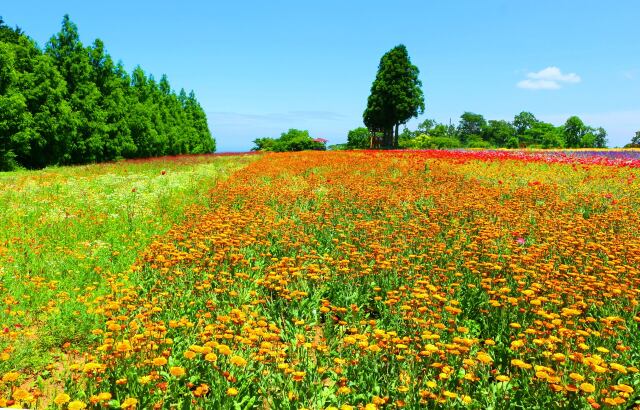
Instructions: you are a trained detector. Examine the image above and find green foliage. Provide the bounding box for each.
[563,116,607,148]
[563,116,586,148]
[327,143,349,151]
[252,129,326,152]
[385,112,605,150]
[466,137,492,149]
[626,131,640,148]
[457,112,486,144]
[484,120,515,147]
[506,136,520,148]
[513,111,538,135]
[0,15,215,171]
[523,122,563,148]
[363,45,424,148]
[346,127,370,149]
[400,133,461,149]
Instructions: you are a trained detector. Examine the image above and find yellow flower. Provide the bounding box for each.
[613,384,633,393]
[54,393,71,405]
[569,373,584,382]
[138,375,152,384]
[169,366,186,377]
[610,363,627,374]
[476,352,493,364]
[2,372,20,383]
[229,355,247,367]
[227,387,239,396]
[121,398,137,409]
[205,352,218,362]
[496,375,510,382]
[337,386,352,394]
[97,392,112,401]
[579,383,595,393]
[218,344,232,355]
[68,401,87,410]
[115,340,132,352]
[152,356,167,366]
[12,389,31,401]
[183,350,197,360]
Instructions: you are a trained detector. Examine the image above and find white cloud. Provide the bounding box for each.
[517,79,561,90]
[517,66,581,90]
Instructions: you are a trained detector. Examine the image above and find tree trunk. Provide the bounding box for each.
[394,123,399,148]
[383,127,393,148]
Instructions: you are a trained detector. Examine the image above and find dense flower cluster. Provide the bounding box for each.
[1,150,639,409]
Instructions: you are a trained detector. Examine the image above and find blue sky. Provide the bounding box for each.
[3,1,639,150]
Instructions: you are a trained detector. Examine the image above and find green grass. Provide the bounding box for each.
[0,155,257,373]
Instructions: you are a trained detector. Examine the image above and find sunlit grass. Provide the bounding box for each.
[0,154,257,374]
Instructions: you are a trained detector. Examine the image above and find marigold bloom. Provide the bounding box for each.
[218,344,232,355]
[2,372,20,383]
[613,384,633,393]
[227,387,239,396]
[152,357,167,366]
[13,389,31,401]
[476,352,493,364]
[68,401,87,410]
[169,366,186,377]
[97,392,112,401]
[580,383,596,393]
[121,398,138,409]
[54,393,71,405]
[229,355,247,367]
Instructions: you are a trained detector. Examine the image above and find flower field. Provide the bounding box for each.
[1,150,640,409]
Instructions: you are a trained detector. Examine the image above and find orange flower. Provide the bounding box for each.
[229,355,247,367]
[152,357,167,366]
[580,383,596,393]
[169,366,186,377]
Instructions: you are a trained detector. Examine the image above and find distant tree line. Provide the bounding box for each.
[252,129,326,152]
[0,16,214,171]
[345,112,608,150]
[355,44,615,150]
[626,131,640,148]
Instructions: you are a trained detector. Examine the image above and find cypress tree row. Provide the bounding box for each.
[0,15,215,171]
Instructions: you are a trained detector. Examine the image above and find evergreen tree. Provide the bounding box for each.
[364,45,424,148]
[0,15,215,170]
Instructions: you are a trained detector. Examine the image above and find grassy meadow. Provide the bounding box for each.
[1,150,640,409]
[0,155,256,377]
